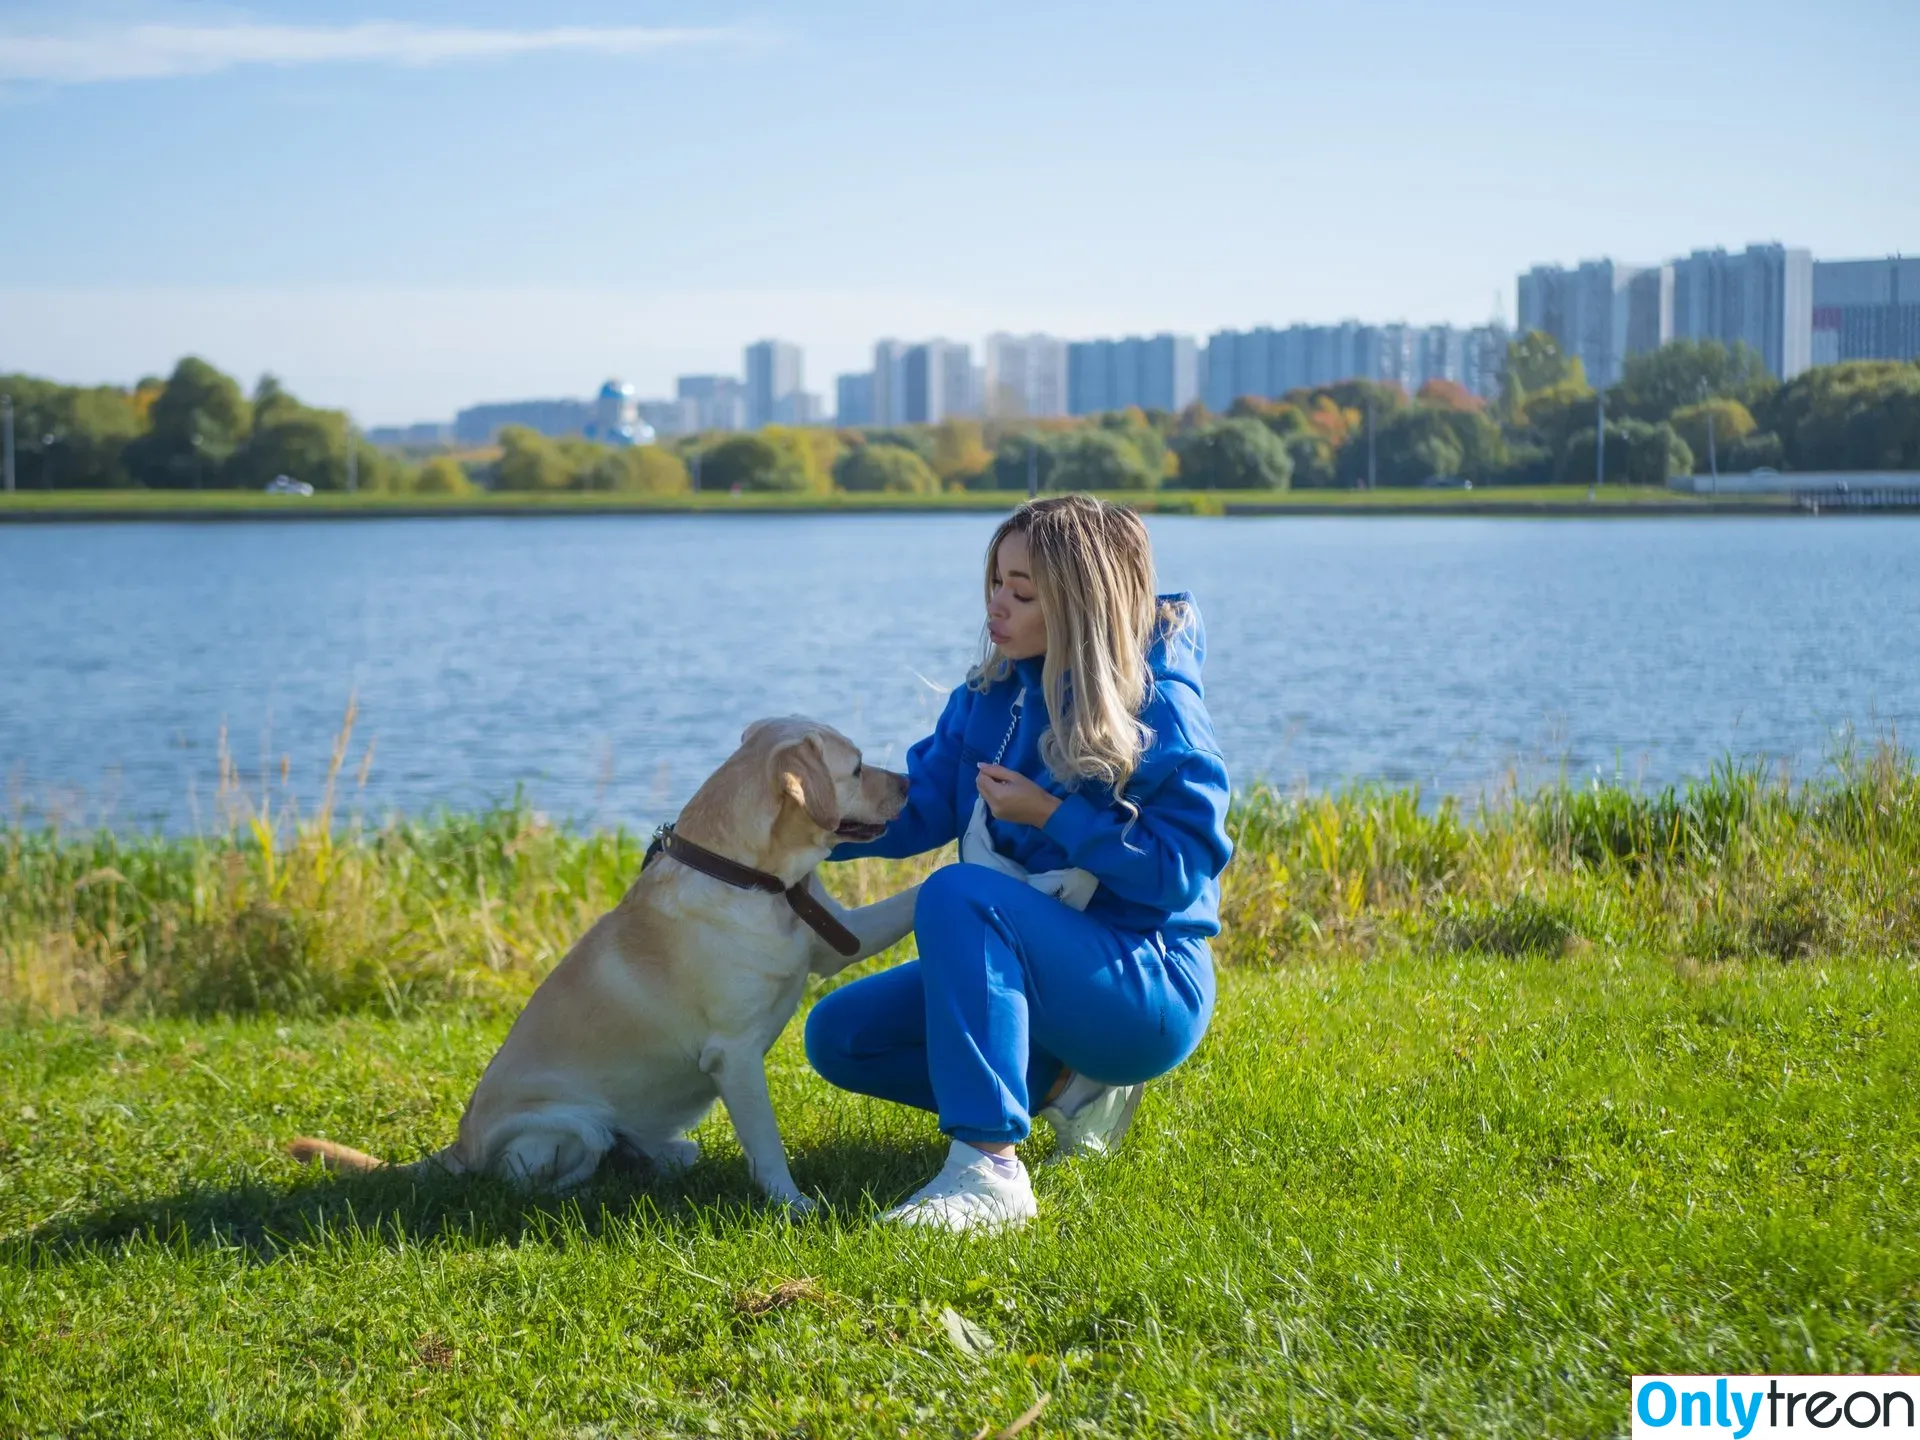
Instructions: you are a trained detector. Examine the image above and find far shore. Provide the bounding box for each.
[0,485,1871,523]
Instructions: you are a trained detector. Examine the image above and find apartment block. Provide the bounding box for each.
[1067,334,1198,416]
[1671,243,1812,379]
[1812,256,1920,364]
[983,333,1069,419]
[743,339,803,430]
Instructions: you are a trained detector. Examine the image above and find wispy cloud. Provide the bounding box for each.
[0,19,759,84]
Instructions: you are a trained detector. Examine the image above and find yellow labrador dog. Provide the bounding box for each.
[291,717,915,1212]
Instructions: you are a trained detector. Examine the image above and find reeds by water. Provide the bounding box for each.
[5,733,1916,1020]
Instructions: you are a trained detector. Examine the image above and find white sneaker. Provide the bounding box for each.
[1037,1075,1144,1162]
[880,1141,1037,1232]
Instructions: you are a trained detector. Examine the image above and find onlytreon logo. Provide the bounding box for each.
[1633,1377,1919,1438]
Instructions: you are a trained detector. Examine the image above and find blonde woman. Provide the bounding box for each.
[809,494,1233,1231]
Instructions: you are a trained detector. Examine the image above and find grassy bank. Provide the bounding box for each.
[5,751,1916,1020]
[4,756,1918,1435]
[0,483,1793,523]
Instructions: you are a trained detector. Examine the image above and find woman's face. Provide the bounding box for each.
[987,531,1048,661]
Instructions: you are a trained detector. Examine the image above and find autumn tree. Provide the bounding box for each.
[1667,399,1756,470]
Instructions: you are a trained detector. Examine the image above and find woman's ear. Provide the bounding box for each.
[776,732,840,831]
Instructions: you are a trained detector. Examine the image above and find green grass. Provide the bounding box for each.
[0,483,1784,521]
[4,752,1919,1435]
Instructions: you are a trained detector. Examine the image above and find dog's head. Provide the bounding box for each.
[739,717,908,846]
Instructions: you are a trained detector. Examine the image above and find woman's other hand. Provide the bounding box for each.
[975,764,1061,828]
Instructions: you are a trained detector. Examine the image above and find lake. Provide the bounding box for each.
[1,514,1914,834]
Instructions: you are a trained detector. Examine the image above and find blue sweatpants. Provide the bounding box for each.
[804,862,1215,1146]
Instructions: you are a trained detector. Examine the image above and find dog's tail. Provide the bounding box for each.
[287,1136,387,1172]
[287,1136,464,1178]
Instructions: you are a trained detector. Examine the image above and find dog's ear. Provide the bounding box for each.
[776,732,840,832]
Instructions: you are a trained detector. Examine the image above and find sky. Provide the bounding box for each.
[2,0,1916,425]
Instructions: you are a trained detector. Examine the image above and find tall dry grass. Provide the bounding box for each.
[5,714,1916,1020]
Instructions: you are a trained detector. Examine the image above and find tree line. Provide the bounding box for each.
[5,344,1916,496]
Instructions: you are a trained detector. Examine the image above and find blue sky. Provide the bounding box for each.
[2,0,1915,424]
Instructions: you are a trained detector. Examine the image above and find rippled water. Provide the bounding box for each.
[1,514,1914,833]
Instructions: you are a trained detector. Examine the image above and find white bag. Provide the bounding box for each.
[960,685,1098,912]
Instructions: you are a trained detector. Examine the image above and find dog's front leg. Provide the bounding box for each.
[699,1038,814,1214]
[802,876,921,977]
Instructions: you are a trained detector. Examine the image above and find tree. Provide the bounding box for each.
[1609,339,1772,422]
[493,426,576,490]
[231,406,351,490]
[985,433,1060,492]
[928,419,993,485]
[0,377,145,488]
[124,357,251,488]
[1723,431,1786,472]
[1351,408,1465,486]
[698,434,807,492]
[412,456,476,495]
[1049,428,1157,491]
[1096,407,1173,480]
[1173,419,1293,490]
[1668,399,1756,471]
[1559,420,1693,485]
[583,445,690,495]
[1515,378,1599,456]
[759,426,842,493]
[1283,433,1338,488]
[833,442,940,493]
[1416,378,1485,412]
[1765,360,1920,471]
[1500,331,1585,419]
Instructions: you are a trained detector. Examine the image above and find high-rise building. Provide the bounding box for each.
[835,372,875,426]
[898,340,973,424]
[676,375,746,433]
[744,339,803,429]
[1067,334,1198,415]
[1463,323,1511,401]
[1812,256,1920,365]
[1626,267,1674,360]
[1518,259,1672,387]
[1670,243,1812,379]
[871,340,910,426]
[1203,320,1499,406]
[983,334,1068,419]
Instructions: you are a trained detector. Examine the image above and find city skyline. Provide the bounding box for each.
[2,0,1914,423]
[399,233,1908,443]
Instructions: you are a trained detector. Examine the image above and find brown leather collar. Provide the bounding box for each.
[642,823,861,957]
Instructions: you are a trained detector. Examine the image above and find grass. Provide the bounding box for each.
[0,483,1787,522]
[4,749,1919,1435]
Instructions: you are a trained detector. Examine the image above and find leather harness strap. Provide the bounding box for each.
[643,824,862,958]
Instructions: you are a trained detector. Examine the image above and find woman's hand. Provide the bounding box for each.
[975,764,1061,828]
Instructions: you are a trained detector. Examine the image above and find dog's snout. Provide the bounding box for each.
[882,768,910,814]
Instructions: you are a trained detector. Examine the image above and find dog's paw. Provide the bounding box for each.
[768,1190,818,1218]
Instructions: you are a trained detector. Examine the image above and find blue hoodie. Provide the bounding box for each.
[831,593,1233,942]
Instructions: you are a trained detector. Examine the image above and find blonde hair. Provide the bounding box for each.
[974,493,1181,801]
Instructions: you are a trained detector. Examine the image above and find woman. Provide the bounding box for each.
[807,493,1233,1231]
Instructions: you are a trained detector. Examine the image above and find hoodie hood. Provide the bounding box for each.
[1149,592,1206,697]
[1010,591,1207,699]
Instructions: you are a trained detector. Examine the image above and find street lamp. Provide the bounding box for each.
[42,430,62,490]
[1,394,14,493]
